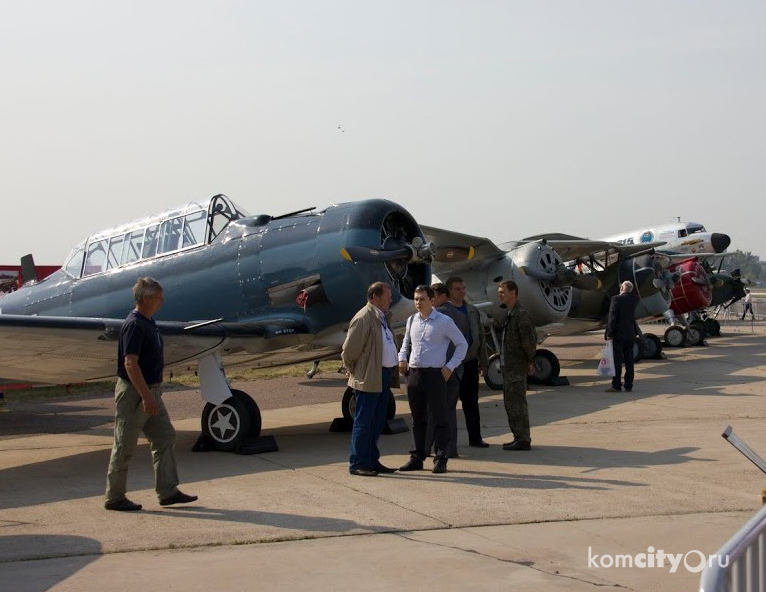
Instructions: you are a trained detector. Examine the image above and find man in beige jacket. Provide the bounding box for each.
[342,282,400,476]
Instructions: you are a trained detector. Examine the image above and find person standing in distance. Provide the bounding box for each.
[398,285,467,474]
[443,276,490,448]
[604,280,641,393]
[742,288,755,320]
[105,277,197,511]
[342,282,399,476]
[497,280,537,451]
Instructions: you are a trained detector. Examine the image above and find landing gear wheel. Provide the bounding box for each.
[484,354,504,391]
[201,392,254,452]
[530,349,560,384]
[640,333,663,359]
[231,389,261,437]
[341,387,397,422]
[342,387,356,422]
[632,341,643,363]
[664,326,686,347]
[686,326,704,346]
[705,318,721,337]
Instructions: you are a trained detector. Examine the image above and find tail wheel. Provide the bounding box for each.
[201,391,255,452]
[484,354,504,390]
[530,349,560,384]
[664,326,686,347]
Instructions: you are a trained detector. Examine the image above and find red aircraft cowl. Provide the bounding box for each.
[669,259,712,314]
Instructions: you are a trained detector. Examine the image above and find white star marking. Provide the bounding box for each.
[211,409,236,439]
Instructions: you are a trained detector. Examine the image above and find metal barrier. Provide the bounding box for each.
[699,427,766,591]
[698,504,766,592]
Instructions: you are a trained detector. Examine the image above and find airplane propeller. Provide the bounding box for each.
[341,239,474,264]
[520,265,602,290]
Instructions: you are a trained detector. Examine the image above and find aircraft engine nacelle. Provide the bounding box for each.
[668,259,713,315]
[616,254,672,318]
[480,242,572,326]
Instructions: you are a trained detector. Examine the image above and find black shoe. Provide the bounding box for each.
[604,387,621,393]
[433,459,447,474]
[503,440,531,451]
[105,498,142,512]
[159,491,198,506]
[625,387,632,392]
[399,458,424,471]
[469,440,490,448]
[373,463,396,474]
[350,468,379,476]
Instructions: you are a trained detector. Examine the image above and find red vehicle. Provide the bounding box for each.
[0,264,60,293]
[668,257,712,315]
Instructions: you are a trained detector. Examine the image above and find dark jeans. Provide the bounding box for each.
[349,368,392,471]
[459,359,484,443]
[742,303,754,320]
[407,368,450,462]
[612,339,635,390]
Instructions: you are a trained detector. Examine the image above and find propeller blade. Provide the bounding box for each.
[433,245,474,263]
[692,276,711,286]
[340,246,411,262]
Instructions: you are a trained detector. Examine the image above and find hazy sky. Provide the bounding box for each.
[2,1,764,265]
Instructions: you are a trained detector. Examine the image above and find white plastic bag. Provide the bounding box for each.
[597,340,616,377]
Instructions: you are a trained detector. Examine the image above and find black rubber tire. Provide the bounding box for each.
[342,387,355,422]
[640,333,663,359]
[710,319,721,336]
[231,389,262,437]
[690,320,707,339]
[530,349,560,384]
[664,326,686,347]
[632,341,643,363]
[686,326,704,346]
[201,393,253,452]
[484,354,504,391]
[341,386,397,422]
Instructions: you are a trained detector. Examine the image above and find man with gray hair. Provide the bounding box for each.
[104,277,197,511]
[604,280,641,393]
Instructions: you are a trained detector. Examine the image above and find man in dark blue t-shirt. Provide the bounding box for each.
[104,277,197,511]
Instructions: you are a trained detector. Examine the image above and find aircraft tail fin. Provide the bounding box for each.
[20,254,38,285]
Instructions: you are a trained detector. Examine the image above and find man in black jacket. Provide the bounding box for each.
[604,281,641,393]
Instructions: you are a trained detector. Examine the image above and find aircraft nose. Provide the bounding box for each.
[711,233,731,253]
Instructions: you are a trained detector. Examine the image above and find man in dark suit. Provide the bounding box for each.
[604,281,641,393]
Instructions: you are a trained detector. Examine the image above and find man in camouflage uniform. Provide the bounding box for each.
[497,280,537,451]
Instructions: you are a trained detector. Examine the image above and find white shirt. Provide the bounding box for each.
[398,309,468,371]
[373,305,399,368]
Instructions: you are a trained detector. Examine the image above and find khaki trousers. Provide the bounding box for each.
[105,377,179,504]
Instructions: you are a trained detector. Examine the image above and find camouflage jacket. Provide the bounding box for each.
[500,304,537,381]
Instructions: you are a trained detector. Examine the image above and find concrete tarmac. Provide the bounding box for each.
[2,327,766,591]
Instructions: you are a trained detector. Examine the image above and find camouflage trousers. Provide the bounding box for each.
[502,377,530,443]
[105,378,179,504]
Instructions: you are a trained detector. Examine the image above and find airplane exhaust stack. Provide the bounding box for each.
[711,233,731,253]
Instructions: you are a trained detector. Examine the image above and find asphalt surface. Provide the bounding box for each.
[2,320,766,591]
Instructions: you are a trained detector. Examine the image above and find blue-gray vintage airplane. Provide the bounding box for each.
[0,194,470,451]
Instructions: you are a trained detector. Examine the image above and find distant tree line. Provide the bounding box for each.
[723,250,766,283]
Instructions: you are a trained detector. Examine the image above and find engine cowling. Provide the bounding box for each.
[668,259,712,314]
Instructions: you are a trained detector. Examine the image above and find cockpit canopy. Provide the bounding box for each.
[62,194,248,278]
[677,223,706,239]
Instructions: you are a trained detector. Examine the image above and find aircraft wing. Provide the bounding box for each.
[420,225,504,270]
[534,238,667,263]
[0,314,229,384]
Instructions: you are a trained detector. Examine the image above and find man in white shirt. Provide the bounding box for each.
[742,288,755,320]
[398,285,468,473]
